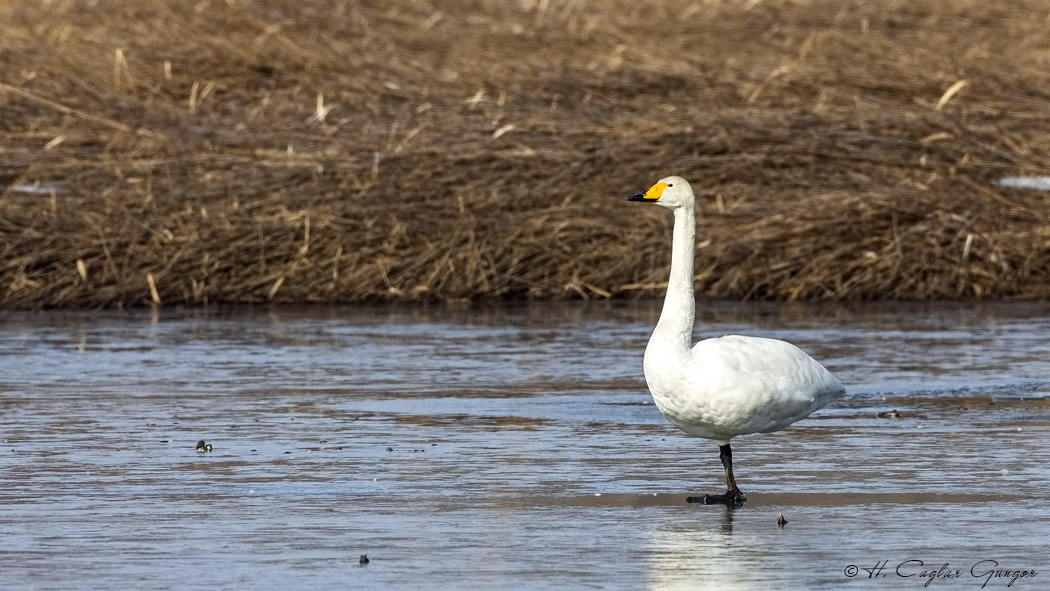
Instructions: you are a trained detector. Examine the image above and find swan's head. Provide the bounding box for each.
[627,176,694,209]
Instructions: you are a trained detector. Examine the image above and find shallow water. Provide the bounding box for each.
[1,301,1048,590]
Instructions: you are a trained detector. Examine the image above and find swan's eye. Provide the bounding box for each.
[667,183,674,187]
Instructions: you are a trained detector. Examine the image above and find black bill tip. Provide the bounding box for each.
[627,192,649,202]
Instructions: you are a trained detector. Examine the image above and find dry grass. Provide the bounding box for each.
[2,0,1049,308]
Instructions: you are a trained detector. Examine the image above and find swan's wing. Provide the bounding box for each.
[693,335,843,398]
[688,335,844,430]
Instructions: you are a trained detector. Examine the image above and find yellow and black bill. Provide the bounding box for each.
[626,182,668,202]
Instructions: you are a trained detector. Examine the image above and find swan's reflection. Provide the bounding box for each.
[644,506,784,591]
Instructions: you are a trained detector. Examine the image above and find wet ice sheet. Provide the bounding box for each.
[0,302,1048,590]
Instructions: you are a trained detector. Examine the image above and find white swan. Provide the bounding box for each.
[628,176,845,506]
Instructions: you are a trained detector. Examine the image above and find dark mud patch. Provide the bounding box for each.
[393,414,554,430]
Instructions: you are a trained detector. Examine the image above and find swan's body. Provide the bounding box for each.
[645,334,843,443]
[628,176,844,505]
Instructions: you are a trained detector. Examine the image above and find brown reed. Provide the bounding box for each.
[2,0,1049,308]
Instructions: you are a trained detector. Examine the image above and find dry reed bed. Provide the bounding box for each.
[1,0,1049,308]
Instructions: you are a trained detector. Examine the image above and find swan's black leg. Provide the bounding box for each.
[686,443,747,507]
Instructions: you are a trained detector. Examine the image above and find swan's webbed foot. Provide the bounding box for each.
[686,489,747,508]
[685,443,748,507]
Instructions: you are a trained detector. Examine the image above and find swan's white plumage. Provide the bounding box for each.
[632,175,844,446]
[645,334,844,443]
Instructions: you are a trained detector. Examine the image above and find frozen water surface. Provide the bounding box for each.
[1,301,1048,590]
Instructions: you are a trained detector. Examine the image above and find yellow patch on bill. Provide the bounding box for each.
[643,183,668,201]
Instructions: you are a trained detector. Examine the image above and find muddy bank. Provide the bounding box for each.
[2,1,1050,308]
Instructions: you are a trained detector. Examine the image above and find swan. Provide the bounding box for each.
[627,176,845,507]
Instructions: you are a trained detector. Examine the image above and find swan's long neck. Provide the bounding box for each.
[652,204,696,353]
